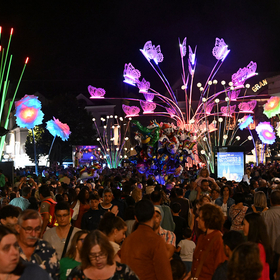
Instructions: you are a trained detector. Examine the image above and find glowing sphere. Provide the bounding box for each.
[256,122,276,144]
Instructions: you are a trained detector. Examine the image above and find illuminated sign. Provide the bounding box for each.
[252,79,267,92]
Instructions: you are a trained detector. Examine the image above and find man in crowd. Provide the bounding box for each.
[121,199,173,280]
[9,186,31,210]
[99,188,116,212]
[15,209,60,280]
[43,201,80,259]
[154,206,176,259]
[0,205,21,232]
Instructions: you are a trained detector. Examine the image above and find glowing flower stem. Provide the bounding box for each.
[32,128,38,175]
[249,129,258,166]
[48,135,56,164]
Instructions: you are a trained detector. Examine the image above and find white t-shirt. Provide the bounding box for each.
[178,239,196,262]
[221,203,227,216]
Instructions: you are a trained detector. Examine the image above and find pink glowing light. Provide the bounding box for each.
[263,96,280,118]
[212,38,230,61]
[188,45,196,75]
[228,90,240,101]
[0,27,2,34]
[88,86,106,98]
[122,104,140,117]
[166,107,176,118]
[256,122,276,144]
[220,105,236,116]
[46,117,71,141]
[143,92,154,102]
[140,41,164,64]
[10,28,13,35]
[232,61,257,87]
[205,102,215,115]
[140,100,156,114]
[123,63,141,86]
[180,37,187,57]
[138,78,150,93]
[238,100,257,113]
[25,57,29,64]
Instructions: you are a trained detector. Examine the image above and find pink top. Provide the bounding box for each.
[258,243,270,280]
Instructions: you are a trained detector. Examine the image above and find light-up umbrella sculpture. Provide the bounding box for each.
[46,117,71,166]
[15,95,44,175]
[92,114,131,168]
[0,27,29,159]
[88,37,259,172]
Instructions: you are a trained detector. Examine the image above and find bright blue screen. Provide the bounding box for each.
[217,152,244,182]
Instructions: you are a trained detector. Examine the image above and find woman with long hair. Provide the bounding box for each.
[60,230,89,280]
[67,230,139,280]
[243,213,272,280]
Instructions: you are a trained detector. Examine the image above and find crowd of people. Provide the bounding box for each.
[0,163,279,279]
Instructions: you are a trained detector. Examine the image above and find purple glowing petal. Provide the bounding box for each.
[239,115,254,130]
[231,61,257,87]
[228,90,241,101]
[256,122,276,145]
[123,63,141,86]
[212,38,230,61]
[138,78,150,93]
[205,102,215,115]
[143,92,154,102]
[88,86,106,98]
[220,105,236,116]
[141,41,164,64]
[238,100,257,113]
[140,100,156,114]
[122,104,140,117]
[181,37,187,57]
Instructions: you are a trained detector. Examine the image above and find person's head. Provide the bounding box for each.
[170,202,181,214]
[211,188,220,200]
[182,228,193,239]
[199,168,209,178]
[131,187,142,203]
[80,230,115,270]
[38,185,51,199]
[89,193,100,210]
[270,189,280,206]
[63,193,69,202]
[98,212,127,244]
[134,199,155,223]
[150,190,162,204]
[153,206,162,230]
[65,230,89,260]
[233,192,245,204]
[175,188,183,197]
[0,205,21,232]
[222,230,245,258]
[228,242,263,280]
[55,201,71,227]
[199,194,211,205]
[220,185,231,198]
[0,226,21,275]
[170,258,188,279]
[200,179,210,192]
[16,209,42,247]
[102,188,113,206]
[196,204,224,232]
[21,186,31,198]
[75,187,80,196]
[77,188,89,204]
[253,191,267,208]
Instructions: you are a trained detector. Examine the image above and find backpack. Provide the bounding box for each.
[43,198,57,228]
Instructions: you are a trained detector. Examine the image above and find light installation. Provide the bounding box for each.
[92,115,132,169]
[0,27,29,159]
[89,37,259,172]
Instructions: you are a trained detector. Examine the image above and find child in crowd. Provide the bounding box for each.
[176,228,196,273]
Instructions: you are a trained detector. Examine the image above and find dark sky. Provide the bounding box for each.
[1,1,280,98]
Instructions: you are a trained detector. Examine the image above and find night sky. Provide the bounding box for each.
[1,1,280,98]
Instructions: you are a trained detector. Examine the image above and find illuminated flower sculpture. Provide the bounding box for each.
[89,37,260,173]
[239,115,254,131]
[256,122,276,145]
[15,95,44,129]
[263,96,280,118]
[46,117,71,141]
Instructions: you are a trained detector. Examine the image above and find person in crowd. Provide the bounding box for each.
[43,201,80,260]
[67,230,139,280]
[81,193,105,231]
[210,188,220,203]
[262,189,280,252]
[59,230,89,280]
[170,258,188,280]
[246,191,268,214]
[212,230,245,280]
[215,185,235,217]
[195,168,219,189]
[0,205,21,232]
[71,188,90,229]
[15,209,60,280]
[242,167,252,185]
[150,190,175,232]
[186,179,198,202]
[227,242,263,280]
[98,212,127,262]
[154,206,176,259]
[38,185,57,238]
[0,225,51,280]
[176,227,196,273]
[243,212,272,280]
[196,179,211,199]
[171,202,188,245]
[170,187,189,223]
[121,199,173,280]
[98,188,115,212]
[191,204,227,279]
[9,186,31,210]
[229,193,248,231]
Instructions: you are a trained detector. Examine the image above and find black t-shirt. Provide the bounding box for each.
[173,215,188,245]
